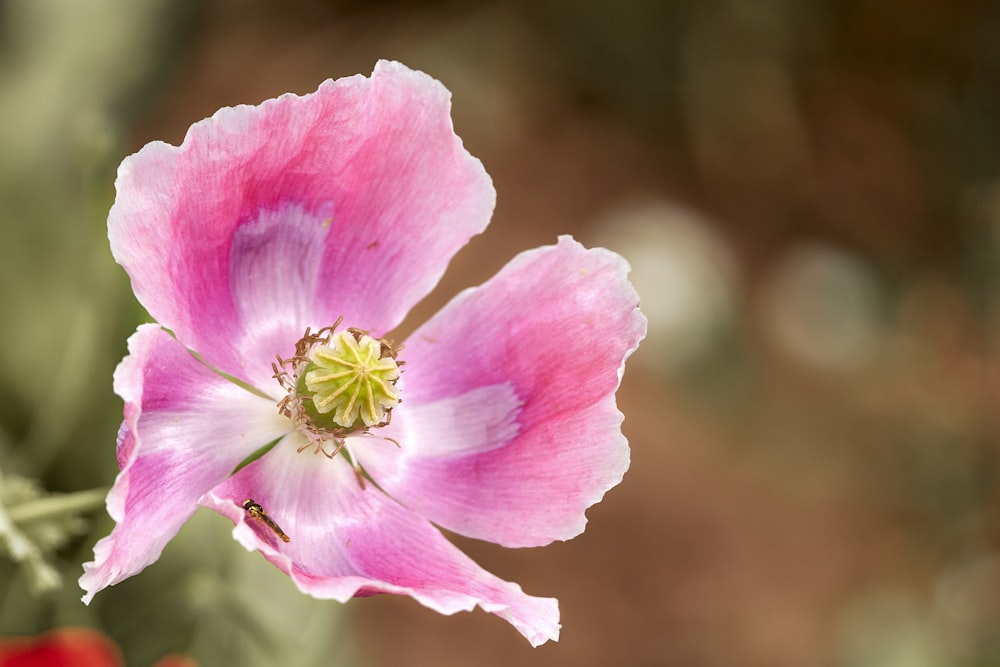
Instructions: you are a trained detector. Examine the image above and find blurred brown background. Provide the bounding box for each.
[1,1,998,666]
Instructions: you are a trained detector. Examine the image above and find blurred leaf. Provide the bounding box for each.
[0,474,63,594]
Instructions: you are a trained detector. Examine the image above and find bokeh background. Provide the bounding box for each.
[1,1,999,665]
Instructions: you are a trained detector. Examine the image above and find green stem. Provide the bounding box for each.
[6,488,109,525]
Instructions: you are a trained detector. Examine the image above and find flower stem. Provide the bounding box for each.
[6,488,109,525]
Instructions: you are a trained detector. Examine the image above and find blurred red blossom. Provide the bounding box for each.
[0,627,196,667]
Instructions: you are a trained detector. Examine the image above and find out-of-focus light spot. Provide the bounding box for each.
[757,242,883,372]
[837,590,945,667]
[836,557,1000,667]
[932,554,1000,661]
[593,200,738,372]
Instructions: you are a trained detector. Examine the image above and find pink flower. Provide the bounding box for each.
[79,60,645,646]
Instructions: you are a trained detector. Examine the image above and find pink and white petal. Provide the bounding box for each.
[355,236,646,547]
[80,324,291,603]
[109,60,494,389]
[200,442,560,646]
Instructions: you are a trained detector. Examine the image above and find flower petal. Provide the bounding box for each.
[356,236,646,547]
[80,324,290,603]
[200,442,560,646]
[109,60,494,390]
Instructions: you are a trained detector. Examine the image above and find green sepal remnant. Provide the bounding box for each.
[231,438,281,475]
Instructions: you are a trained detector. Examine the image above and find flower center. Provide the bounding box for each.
[273,322,402,456]
[303,329,401,429]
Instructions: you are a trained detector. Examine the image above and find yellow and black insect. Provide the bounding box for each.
[243,498,290,543]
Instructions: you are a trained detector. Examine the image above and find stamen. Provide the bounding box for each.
[273,321,405,489]
[296,438,347,460]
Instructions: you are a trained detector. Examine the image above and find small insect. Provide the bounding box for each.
[242,498,290,543]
